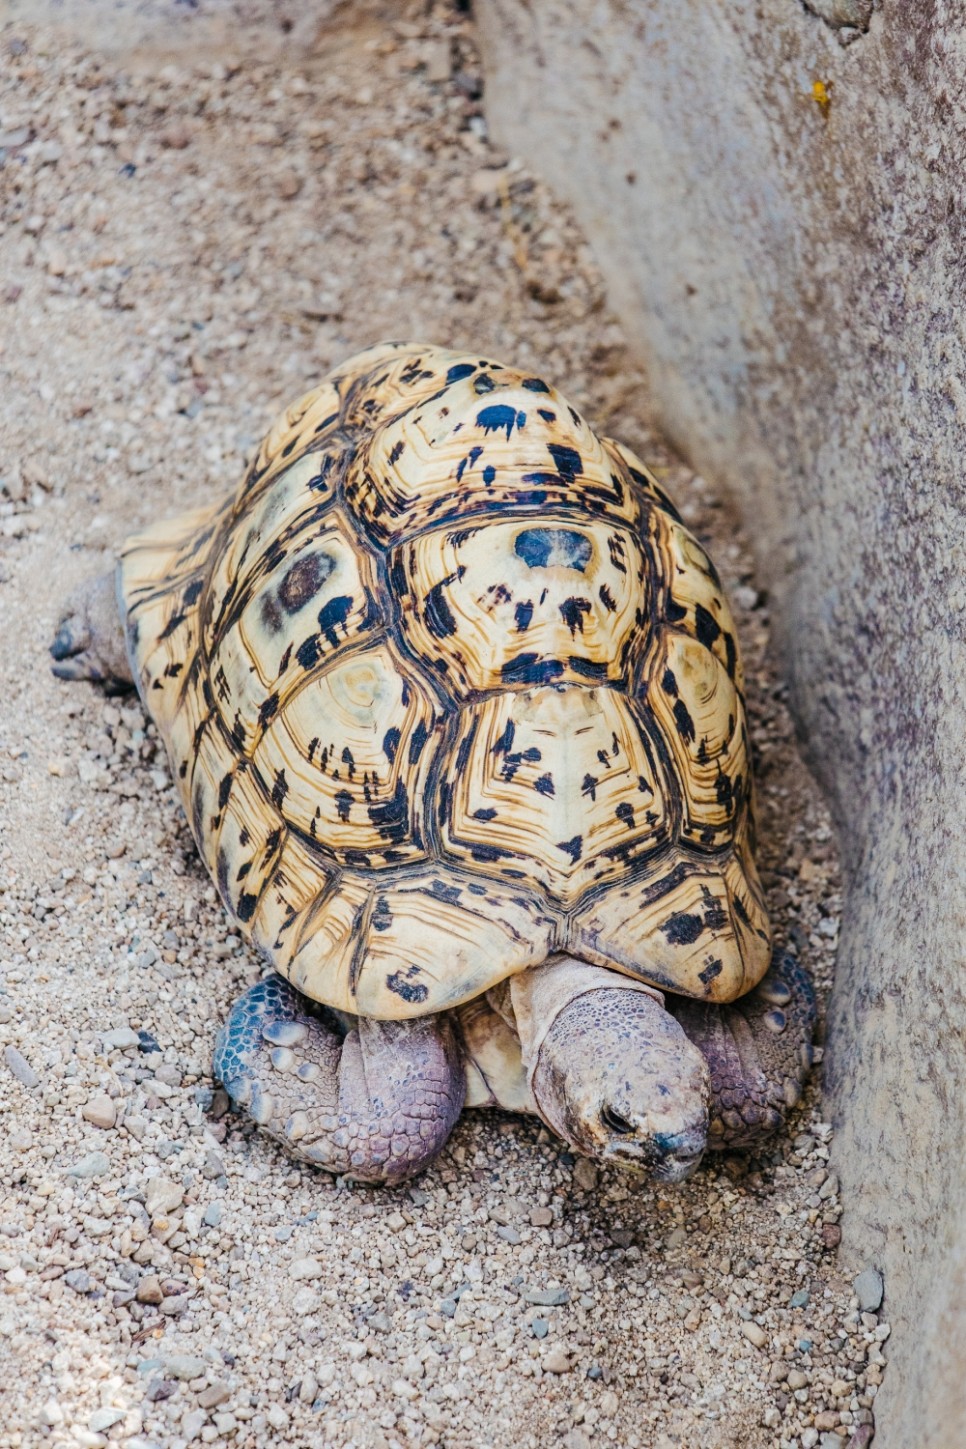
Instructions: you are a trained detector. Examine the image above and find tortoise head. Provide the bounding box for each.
[528,979,711,1183]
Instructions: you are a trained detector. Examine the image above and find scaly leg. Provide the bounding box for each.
[668,950,816,1153]
[214,974,465,1184]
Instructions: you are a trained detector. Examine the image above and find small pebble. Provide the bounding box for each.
[164,1354,207,1381]
[81,1094,116,1129]
[144,1177,183,1217]
[88,1408,125,1433]
[289,1257,324,1281]
[531,1317,549,1339]
[4,1045,39,1089]
[741,1321,768,1349]
[853,1266,884,1312]
[66,1151,110,1179]
[542,1347,572,1374]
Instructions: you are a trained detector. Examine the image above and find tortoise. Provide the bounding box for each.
[50,340,815,1186]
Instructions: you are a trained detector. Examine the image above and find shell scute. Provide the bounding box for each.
[252,643,439,866]
[208,516,381,754]
[439,686,672,904]
[350,369,642,546]
[390,515,645,696]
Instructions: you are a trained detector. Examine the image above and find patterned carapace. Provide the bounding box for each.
[120,342,771,1018]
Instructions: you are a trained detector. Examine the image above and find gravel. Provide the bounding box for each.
[0,1,884,1446]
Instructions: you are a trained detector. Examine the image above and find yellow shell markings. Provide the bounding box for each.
[253,641,439,862]
[439,686,671,903]
[119,341,771,1018]
[390,515,646,695]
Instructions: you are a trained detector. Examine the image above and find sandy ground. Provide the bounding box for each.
[0,3,887,1447]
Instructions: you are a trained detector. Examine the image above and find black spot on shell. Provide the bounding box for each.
[272,770,289,808]
[547,443,582,482]
[662,668,678,697]
[296,635,320,670]
[183,579,203,606]
[408,719,430,766]
[317,594,353,649]
[569,656,607,680]
[483,465,496,486]
[581,773,598,800]
[477,404,523,439]
[557,835,583,864]
[534,773,555,797]
[501,655,564,686]
[514,600,534,633]
[666,597,688,624]
[515,527,592,572]
[699,958,723,986]
[383,727,401,763]
[694,602,721,649]
[372,896,393,932]
[335,789,352,823]
[424,573,461,639]
[599,584,617,612]
[662,912,706,946]
[278,552,334,614]
[473,807,498,820]
[368,778,409,843]
[560,597,592,635]
[456,446,483,483]
[386,971,429,1004]
[724,632,738,679]
[446,362,475,384]
[615,801,635,828]
[237,892,258,923]
[470,842,506,863]
[673,699,696,744]
[308,454,335,490]
[218,773,233,810]
[216,847,231,904]
[388,440,406,465]
[159,611,186,641]
[258,692,280,728]
[429,879,462,905]
[474,374,496,395]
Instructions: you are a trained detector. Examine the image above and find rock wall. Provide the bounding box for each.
[476,3,966,1444]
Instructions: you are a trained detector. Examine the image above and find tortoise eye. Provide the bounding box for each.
[601,1105,635,1135]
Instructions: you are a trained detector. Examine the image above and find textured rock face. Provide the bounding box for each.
[477,4,966,1445]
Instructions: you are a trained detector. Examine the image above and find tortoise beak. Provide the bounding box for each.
[603,1125,706,1183]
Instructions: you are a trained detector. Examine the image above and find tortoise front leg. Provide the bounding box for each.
[50,569,134,690]
[214,975,465,1184]
[668,950,816,1153]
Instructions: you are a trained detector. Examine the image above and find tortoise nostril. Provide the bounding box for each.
[601,1105,636,1135]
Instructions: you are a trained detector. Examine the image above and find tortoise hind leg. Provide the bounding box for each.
[668,950,816,1153]
[214,974,466,1184]
[50,570,134,690]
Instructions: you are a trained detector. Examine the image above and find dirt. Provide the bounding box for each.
[0,3,884,1447]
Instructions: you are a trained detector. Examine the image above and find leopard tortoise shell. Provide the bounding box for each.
[118,339,772,1020]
